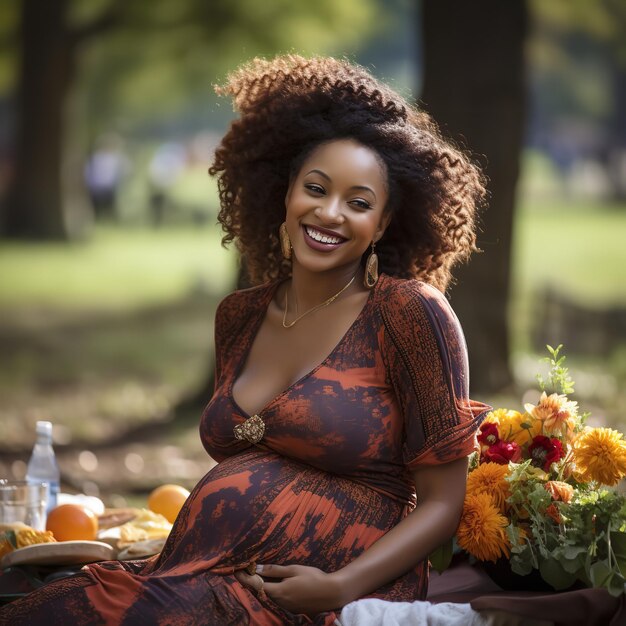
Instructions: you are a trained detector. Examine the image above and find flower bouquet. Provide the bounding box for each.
[435,346,626,596]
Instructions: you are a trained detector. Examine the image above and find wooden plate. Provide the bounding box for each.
[1,541,115,568]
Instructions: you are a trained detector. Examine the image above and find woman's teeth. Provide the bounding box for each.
[305,226,344,244]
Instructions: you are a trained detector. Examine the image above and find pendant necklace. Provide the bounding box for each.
[282,275,356,328]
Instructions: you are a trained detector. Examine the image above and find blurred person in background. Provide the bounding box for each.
[147,141,186,227]
[84,134,130,221]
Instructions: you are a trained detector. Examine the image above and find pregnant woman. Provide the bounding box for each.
[1,55,490,626]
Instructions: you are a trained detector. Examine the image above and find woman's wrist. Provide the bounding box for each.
[327,568,360,608]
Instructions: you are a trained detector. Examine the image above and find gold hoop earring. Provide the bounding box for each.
[364,241,379,288]
[279,222,292,259]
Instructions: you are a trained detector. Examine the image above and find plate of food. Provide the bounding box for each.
[1,540,116,568]
[0,503,174,570]
[96,508,172,559]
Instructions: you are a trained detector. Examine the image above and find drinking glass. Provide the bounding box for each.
[0,480,48,531]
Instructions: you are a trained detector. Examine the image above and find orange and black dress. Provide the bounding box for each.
[0,274,489,626]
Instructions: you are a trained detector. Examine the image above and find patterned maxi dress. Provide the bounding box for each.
[0,274,489,626]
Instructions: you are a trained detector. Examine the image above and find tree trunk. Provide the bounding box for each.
[421,0,527,393]
[1,0,75,239]
[606,58,626,201]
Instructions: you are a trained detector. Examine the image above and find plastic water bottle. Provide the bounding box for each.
[26,421,60,514]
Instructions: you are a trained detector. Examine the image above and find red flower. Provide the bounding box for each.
[528,435,565,471]
[478,423,500,449]
[483,441,522,465]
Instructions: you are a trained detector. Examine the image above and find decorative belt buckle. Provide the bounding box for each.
[233,414,265,444]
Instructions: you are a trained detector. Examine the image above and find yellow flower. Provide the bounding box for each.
[466,463,511,512]
[484,409,506,426]
[524,392,577,438]
[456,493,510,563]
[573,427,626,486]
[497,410,542,446]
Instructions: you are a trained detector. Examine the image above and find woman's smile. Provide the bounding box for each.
[302,224,348,251]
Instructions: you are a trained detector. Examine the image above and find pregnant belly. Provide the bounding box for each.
[149,449,404,577]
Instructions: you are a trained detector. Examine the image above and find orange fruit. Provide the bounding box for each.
[147,484,190,523]
[46,504,98,542]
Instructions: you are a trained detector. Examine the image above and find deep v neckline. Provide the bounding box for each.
[229,275,381,419]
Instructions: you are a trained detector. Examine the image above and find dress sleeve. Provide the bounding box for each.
[381,280,491,468]
[212,289,251,393]
[212,296,230,393]
[212,283,274,393]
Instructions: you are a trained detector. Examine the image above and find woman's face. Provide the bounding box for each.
[284,139,390,276]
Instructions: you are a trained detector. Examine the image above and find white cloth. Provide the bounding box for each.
[337,599,485,626]
[337,599,554,626]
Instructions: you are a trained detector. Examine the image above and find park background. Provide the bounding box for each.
[0,0,624,506]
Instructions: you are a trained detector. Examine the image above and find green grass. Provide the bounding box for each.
[0,225,237,311]
[1,201,623,312]
[508,199,626,357]
[513,199,626,307]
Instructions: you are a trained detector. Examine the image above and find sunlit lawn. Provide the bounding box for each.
[1,202,623,312]
[513,200,626,307]
[510,200,626,355]
[0,224,236,311]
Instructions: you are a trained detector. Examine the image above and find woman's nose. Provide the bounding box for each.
[315,199,344,224]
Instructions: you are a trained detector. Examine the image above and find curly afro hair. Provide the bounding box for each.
[209,55,486,292]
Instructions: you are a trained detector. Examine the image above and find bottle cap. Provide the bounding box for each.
[35,421,53,438]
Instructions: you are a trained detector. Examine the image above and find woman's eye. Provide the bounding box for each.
[305,184,324,195]
[351,199,372,210]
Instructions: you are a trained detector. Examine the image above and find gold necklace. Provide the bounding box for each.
[282,275,356,328]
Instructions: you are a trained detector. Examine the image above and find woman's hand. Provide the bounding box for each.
[235,563,344,617]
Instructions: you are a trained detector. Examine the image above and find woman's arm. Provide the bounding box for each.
[331,456,467,602]
[246,456,467,616]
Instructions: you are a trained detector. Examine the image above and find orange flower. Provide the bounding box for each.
[466,463,511,512]
[573,427,626,486]
[524,392,577,438]
[544,480,574,503]
[456,493,510,563]
[517,524,529,545]
[545,503,562,524]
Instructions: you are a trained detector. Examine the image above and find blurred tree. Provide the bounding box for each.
[0,0,377,239]
[421,0,527,393]
[529,0,626,199]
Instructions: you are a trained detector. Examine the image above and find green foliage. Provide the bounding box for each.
[530,0,626,48]
[505,462,626,596]
[0,0,19,92]
[74,0,381,131]
[536,344,575,394]
[528,0,626,129]
[506,461,554,569]
[429,540,453,574]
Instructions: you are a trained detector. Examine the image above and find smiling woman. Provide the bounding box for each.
[1,55,490,626]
